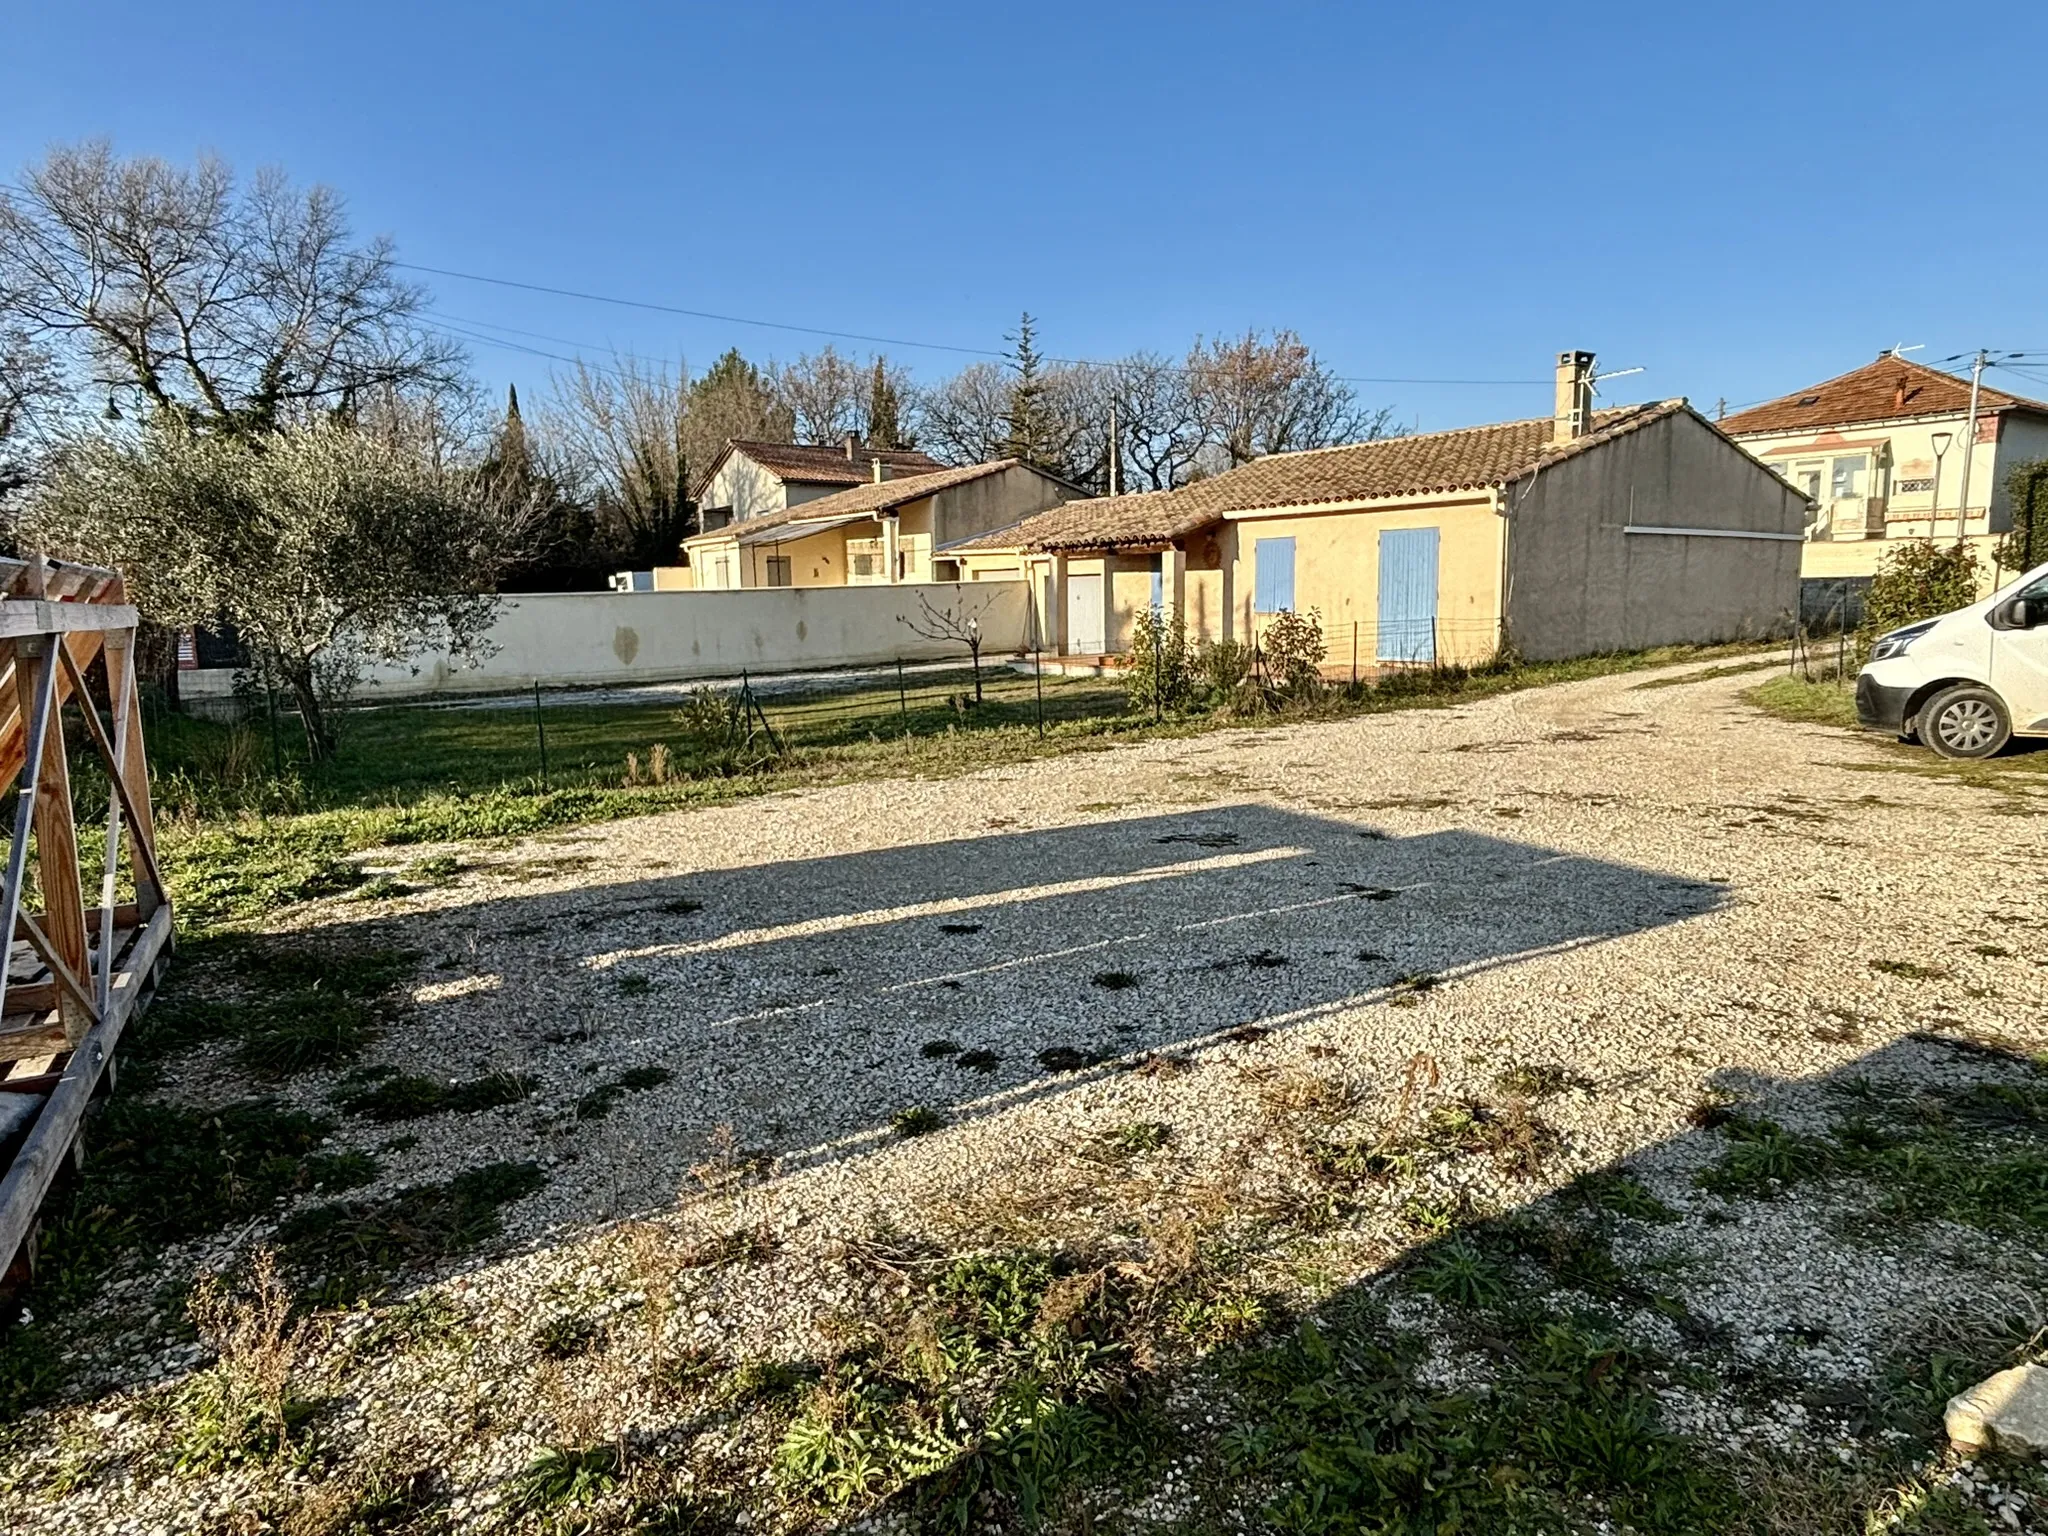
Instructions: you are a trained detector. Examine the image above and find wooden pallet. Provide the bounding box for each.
[0,556,171,1291]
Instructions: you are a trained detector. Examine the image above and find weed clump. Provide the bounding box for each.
[335,1069,533,1122]
[575,1066,673,1120]
[174,1250,313,1475]
[890,1106,947,1138]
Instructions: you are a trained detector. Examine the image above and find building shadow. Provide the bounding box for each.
[287,803,1725,1238]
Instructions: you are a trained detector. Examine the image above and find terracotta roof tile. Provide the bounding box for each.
[696,439,946,500]
[1720,356,2048,437]
[686,459,1033,546]
[953,401,1688,553]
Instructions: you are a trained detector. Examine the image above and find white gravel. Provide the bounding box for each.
[6,657,2047,1531]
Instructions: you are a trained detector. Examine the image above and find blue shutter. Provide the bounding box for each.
[1255,538,1296,613]
[1377,528,1440,662]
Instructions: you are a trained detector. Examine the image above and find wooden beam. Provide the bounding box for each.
[0,602,139,639]
[58,642,166,921]
[14,645,93,1044]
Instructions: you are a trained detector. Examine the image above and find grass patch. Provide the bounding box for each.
[890,1106,947,1138]
[132,935,418,1078]
[274,1160,547,1305]
[574,1065,673,1121]
[334,1070,534,1123]
[1746,674,1860,729]
[507,1443,625,1512]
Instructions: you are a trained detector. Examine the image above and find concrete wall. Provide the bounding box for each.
[186,584,1033,702]
[1507,411,1806,659]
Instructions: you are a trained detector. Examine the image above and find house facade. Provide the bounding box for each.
[672,458,1079,591]
[1720,356,2048,609]
[691,436,949,530]
[953,352,1808,666]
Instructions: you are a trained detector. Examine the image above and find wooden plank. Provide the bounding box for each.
[0,1016,68,1058]
[15,905,140,941]
[0,602,138,638]
[0,632,103,795]
[15,644,94,1044]
[58,642,166,922]
[107,636,162,918]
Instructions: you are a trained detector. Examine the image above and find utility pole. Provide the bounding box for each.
[1715,397,1726,423]
[1107,398,1120,498]
[1955,349,1987,545]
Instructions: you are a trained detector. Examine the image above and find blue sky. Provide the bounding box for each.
[5,0,2046,430]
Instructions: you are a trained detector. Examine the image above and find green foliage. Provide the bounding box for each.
[1196,637,1254,701]
[170,1363,316,1475]
[27,421,514,758]
[1224,1315,1738,1534]
[1407,1240,1509,1309]
[508,1444,626,1511]
[275,1160,546,1304]
[1122,607,1196,715]
[1259,608,1328,695]
[1999,457,2048,575]
[890,1105,948,1138]
[1860,539,1983,657]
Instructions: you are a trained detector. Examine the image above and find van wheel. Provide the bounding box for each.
[1919,685,2011,759]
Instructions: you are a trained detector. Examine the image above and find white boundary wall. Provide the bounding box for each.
[187,582,1030,703]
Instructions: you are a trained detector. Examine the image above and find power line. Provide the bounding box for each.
[399,260,1554,386]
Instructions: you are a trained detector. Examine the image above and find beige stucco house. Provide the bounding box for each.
[951,352,1808,667]
[671,457,1080,591]
[1720,355,2048,610]
[691,436,949,530]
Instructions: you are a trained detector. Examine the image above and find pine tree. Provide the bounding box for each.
[1002,312,1051,468]
[866,358,905,450]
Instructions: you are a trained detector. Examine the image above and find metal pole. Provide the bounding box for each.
[267,674,283,775]
[1956,350,1987,545]
[896,658,909,736]
[1351,621,1358,686]
[1153,626,1163,722]
[533,680,549,791]
[1034,646,1045,738]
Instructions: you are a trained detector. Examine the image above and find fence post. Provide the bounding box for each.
[1034,646,1045,738]
[533,680,549,791]
[1153,626,1163,722]
[896,659,909,737]
[266,675,283,776]
[1351,621,1359,686]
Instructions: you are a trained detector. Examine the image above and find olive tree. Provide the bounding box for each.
[25,421,522,757]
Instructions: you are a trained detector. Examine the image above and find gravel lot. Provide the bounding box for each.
[7,658,2048,1532]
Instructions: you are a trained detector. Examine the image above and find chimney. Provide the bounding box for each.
[843,431,860,461]
[872,457,890,484]
[1892,377,1908,412]
[1553,351,1595,444]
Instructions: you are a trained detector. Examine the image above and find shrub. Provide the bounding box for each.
[1259,608,1328,695]
[1999,457,2048,576]
[1858,539,1981,659]
[675,687,753,775]
[1123,607,1196,715]
[1196,638,1253,702]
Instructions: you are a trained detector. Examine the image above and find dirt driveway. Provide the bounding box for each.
[11,659,2048,1533]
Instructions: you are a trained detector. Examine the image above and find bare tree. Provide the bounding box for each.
[0,140,463,437]
[899,588,1005,703]
[1108,351,1206,492]
[545,357,691,566]
[1188,330,1393,470]
[915,360,1014,466]
[776,345,866,443]
[0,324,59,511]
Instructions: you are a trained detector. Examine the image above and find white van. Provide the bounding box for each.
[1856,561,2048,758]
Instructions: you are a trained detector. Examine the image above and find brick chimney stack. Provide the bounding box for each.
[1553,351,1595,444]
[843,431,860,461]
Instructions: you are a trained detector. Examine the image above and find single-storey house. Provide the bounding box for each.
[672,457,1081,590]
[949,352,1809,664]
[692,435,949,530]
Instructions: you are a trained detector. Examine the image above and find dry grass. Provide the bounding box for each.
[185,1248,310,1461]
